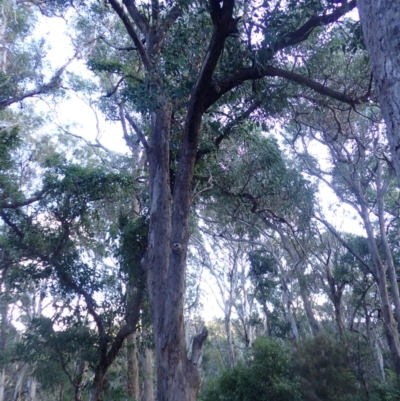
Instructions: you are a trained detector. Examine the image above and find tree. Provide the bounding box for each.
[3,0,382,399]
[357,1,400,189]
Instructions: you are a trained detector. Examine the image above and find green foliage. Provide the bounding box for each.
[293,335,359,401]
[201,337,300,401]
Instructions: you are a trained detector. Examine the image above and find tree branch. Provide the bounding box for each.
[125,112,149,151]
[204,65,368,110]
[0,55,76,110]
[196,99,261,162]
[108,0,152,71]
[203,0,358,110]
[0,190,45,209]
[122,0,150,34]
[271,1,357,54]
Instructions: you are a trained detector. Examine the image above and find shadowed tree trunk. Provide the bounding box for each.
[357,1,400,189]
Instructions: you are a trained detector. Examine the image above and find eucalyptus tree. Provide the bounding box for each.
[196,127,316,339]
[0,123,148,400]
[285,68,400,373]
[357,2,400,189]
[37,0,377,399]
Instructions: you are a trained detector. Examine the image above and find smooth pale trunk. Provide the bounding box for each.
[281,277,299,341]
[127,333,140,400]
[0,369,5,401]
[27,376,37,401]
[360,202,400,375]
[13,366,25,401]
[140,343,154,401]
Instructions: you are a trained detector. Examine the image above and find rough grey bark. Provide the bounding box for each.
[357,1,400,188]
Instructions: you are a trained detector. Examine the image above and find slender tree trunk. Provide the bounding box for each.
[376,161,400,326]
[0,369,5,401]
[281,277,299,341]
[298,276,320,336]
[140,339,154,401]
[375,339,386,382]
[73,354,87,401]
[27,375,37,401]
[360,202,400,375]
[357,1,400,188]
[0,282,8,401]
[332,294,344,335]
[0,8,7,72]
[13,365,25,401]
[127,333,140,400]
[224,313,236,368]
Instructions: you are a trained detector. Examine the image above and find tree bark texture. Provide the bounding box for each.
[140,343,154,401]
[127,333,140,400]
[357,1,400,187]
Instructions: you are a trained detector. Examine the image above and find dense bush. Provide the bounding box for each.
[200,336,300,401]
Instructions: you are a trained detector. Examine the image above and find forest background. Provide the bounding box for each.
[1,0,400,401]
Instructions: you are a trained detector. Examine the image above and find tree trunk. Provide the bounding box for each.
[73,354,87,401]
[281,277,299,341]
[13,365,25,401]
[298,276,320,336]
[90,367,106,401]
[360,202,400,375]
[127,333,140,400]
[376,161,400,327]
[357,1,400,188]
[140,339,154,401]
[0,369,5,401]
[0,7,8,72]
[224,313,236,368]
[27,375,37,401]
[147,101,206,398]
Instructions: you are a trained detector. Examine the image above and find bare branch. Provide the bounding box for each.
[125,112,149,151]
[122,0,150,34]
[0,190,45,209]
[204,65,369,110]
[196,99,262,161]
[0,55,76,110]
[271,1,357,54]
[99,35,137,51]
[108,0,152,70]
